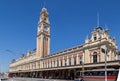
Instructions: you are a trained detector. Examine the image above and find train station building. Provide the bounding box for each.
[9,7,120,79]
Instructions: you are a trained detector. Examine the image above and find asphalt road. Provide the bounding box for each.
[1,77,73,81]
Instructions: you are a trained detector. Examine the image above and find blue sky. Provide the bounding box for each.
[0,0,120,72]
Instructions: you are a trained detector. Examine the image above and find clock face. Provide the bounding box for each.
[44,26,48,31]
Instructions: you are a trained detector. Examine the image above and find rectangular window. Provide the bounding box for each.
[74,57,76,65]
[51,61,52,67]
[43,62,44,68]
[61,60,62,67]
[65,59,67,66]
[47,62,48,68]
[38,62,40,68]
[79,57,82,65]
[57,60,59,67]
[34,63,36,69]
[54,60,55,67]
[93,55,97,63]
[69,58,71,66]
[48,62,49,68]
[45,62,47,68]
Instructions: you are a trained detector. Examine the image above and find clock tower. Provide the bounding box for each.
[36,8,50,58]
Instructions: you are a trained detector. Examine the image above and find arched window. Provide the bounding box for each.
[94,37,97,41]
[93,34,97,41]
[93,52,98,63]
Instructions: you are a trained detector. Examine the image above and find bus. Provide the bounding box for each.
[74,69,119,81]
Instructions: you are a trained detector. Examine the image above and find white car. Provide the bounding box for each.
[0,76,8,80]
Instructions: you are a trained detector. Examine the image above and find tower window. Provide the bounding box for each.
[44,18,46,21]
[94,37,97,41]
[44,26,48,31]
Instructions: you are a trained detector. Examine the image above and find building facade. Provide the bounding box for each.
[9,8,120,79]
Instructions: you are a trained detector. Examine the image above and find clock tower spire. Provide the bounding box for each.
[36,7,50,58]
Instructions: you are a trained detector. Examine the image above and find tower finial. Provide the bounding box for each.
[43,0,46,8]
[97,12,100,27]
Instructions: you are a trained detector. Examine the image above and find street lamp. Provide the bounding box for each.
[81,58,85,81]
[104,46,107,81]
[82,62,84,75]
[101,46,107,81]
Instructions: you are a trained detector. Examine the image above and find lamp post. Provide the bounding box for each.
[101,46,107,81]
[82,62,84,75]
[105,46,107,81]
[81,60,85,81]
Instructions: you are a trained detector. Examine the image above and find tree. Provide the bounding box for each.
[118,51,120,55]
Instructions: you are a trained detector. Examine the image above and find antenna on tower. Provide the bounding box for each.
[105,24,107,28]
[97,12,100,27]
[105,24,108,30]
[43,0,46,8]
